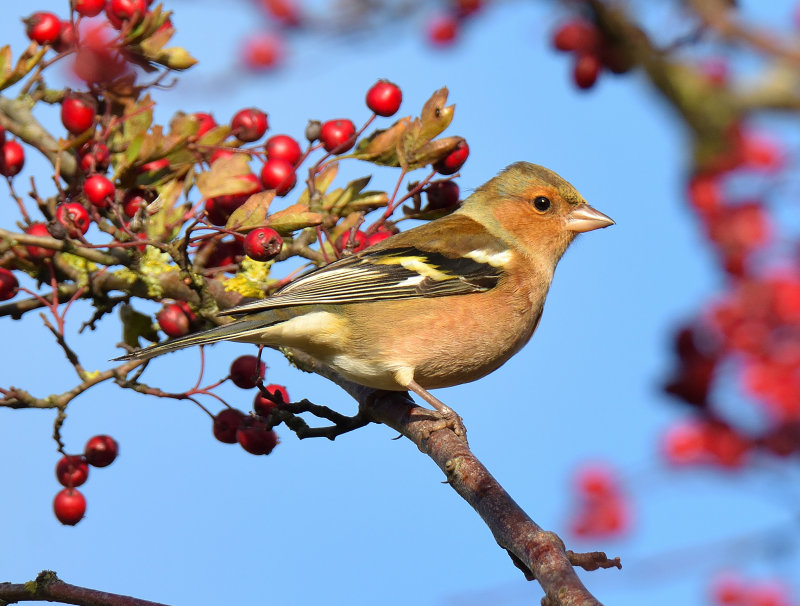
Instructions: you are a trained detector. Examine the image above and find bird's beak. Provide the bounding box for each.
[565,204,615,233]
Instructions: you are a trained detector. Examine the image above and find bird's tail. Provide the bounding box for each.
[112,315,278,362]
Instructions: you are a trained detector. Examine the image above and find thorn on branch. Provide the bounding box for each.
[566,550,622,571]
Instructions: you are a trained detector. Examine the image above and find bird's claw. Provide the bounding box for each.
[418,408,468,443]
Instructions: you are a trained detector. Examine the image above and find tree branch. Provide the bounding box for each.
[0,96,77,180]
[0,227,129,266]
[0,571,169,606]
[283,348,619,606]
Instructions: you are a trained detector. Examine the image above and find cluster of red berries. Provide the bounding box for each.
[210,356,288,456]
[335,226,393,254]
[53,434,119,525]
[710,574,795,606]
[426,0,483,47]
[660,119,800,464]
[661,418,752,468]
[551,18,633,89]
[568,464,629,539]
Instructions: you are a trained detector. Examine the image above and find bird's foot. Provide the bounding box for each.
[417,406,468,443]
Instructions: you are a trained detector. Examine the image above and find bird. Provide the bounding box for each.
[116,162,613,431]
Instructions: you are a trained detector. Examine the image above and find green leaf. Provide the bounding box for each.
[339,191,389,214]
[266,204,324,235]
[0,46,12,85]
[351,117,409,165]
[0,43,46,91]
[197,124,231,147]
[120,304,160,348]
[406,136,464,171]
[315,162,338,194]
[226,191,276,230]
[327,176,371,214]
[146,179,185,241]
[121,96,154,169]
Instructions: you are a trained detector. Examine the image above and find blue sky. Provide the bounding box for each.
[2,1,799,605]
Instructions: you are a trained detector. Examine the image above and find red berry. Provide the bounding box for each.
[0,268,19,301]
[241,34,283,71]
[265,383,289,403]
[56,202,91,238]
[83,174,115,208]
[71,24,130,85]
[73,0,106,17]
[0,124,5,147]
[662,422,707,465]
[260,158,297,196]
[55,455,89,488]
[25,12,62,45]
[78,141,110,173]
[200,237,244,271]
[552,19,600,53]
[319,119,356,153]
[123,190,149,217]
[433,140,469,175]
[192,112,217,137]
[366,80,402,117]
[259,0,302,27]
[231,108,269,142]
[24,223,55,260]
[56,203,91,237]
[575,464,616,498]
[213,408,246,444]
[365,231,391,247]
[0,140,25,177]
[427,14,458,46]
[236,418,279,455]
[710,574,746,606]
[253,383,289,416]
[573,53,602,89]
[209,148,234,165]
[453,0,481,18]
[53,488,86,525]
[84,435,118,467]
[230,355,266,389]
[105,0,147,28]
[54,20,77,53]
[156,303,191,338]
[336,230,368,253]
[426,180,460,209]
[175,300,197,323]
[687,173,722,213]
[205,174,263,225]
[265,134,302,165]
[61,94,97,135]
[244,227,283,262]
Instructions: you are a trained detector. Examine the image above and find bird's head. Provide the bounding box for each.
[460,162,614,262]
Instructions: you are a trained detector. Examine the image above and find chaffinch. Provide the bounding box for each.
[118,162,613,422]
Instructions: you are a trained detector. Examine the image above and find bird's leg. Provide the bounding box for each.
[406,379,467,442]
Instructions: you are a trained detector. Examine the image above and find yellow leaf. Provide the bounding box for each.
[419,87,454,141]
[196,154,252,198]
[154,46,197,71]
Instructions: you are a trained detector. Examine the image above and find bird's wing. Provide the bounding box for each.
[221,214,512,317]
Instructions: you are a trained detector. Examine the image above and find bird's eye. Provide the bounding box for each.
[533,196,551,212]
